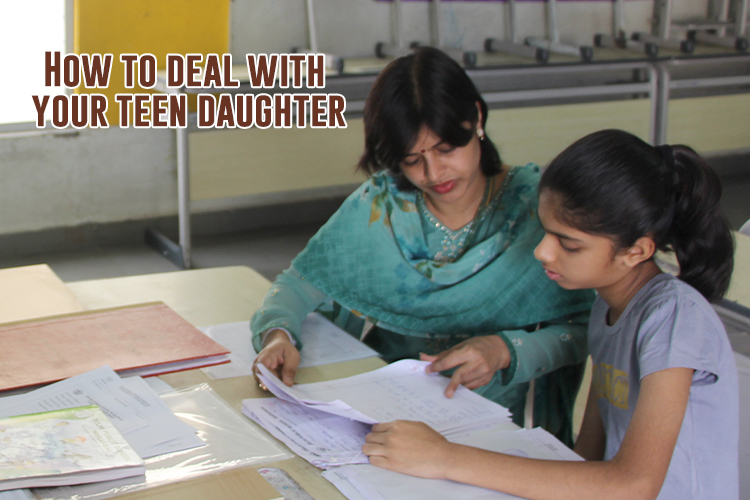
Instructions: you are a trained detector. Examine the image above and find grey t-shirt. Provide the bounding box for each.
[589,273,738,500]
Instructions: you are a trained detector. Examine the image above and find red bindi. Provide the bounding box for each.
[420,149,426,153]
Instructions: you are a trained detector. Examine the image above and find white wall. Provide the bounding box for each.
[0,128,176,234]
[0,0,721,237]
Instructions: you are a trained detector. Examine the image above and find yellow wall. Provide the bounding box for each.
[188,95,750,201]
[486,99,652,168]
[488,94,750,168]
[190,123,367,201]
[74,0,230,124]
[667,94,750,151]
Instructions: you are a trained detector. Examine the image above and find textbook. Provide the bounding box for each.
[0,302,230,392]
[0,405,145,491]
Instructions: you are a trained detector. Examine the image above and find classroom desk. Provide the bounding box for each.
[0,264,84,323]
[66,266,386,500]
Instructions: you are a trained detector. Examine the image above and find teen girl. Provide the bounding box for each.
[362,129,739,499]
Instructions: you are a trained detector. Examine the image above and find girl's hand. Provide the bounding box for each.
[253,329,300,387]
[420,335,511,398]
[362,421,454,479]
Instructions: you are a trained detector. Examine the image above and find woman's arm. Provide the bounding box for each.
[499,311,589,385]
[422,311,589,397]
[363,367,693,500]
[250,266,328,385]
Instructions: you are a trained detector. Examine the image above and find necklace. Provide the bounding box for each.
[418,171,510,263]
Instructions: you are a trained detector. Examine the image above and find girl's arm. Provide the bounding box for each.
[572,381,606,461]
[363,367,693,500]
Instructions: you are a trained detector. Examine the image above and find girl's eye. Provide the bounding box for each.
[436,145,456,154]
[560,243,581,253]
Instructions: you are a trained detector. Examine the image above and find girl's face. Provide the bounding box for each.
[400,125,483,207]
[534,190,633,291]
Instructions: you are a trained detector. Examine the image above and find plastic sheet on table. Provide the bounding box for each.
[27,383,292,500]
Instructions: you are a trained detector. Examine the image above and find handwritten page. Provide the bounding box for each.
[242,398,371,468]
[257,359,512,434]
[244,360,513,468]
[201,313,379,379]
[322,427,582,500]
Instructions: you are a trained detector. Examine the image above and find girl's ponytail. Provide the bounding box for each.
[540,130,734,303]
[666,146,734,302]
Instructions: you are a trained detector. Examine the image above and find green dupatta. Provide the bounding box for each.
[292,164,592,337]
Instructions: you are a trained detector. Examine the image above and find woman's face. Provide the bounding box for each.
[399,125,483,207]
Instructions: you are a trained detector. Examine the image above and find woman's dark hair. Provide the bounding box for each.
[539,129,734,303]
[357,47,501,189]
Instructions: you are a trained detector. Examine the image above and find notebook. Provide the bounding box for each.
[0,405,145,491]
[0,302,230,392]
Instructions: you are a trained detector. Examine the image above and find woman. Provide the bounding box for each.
[251,47,593,443]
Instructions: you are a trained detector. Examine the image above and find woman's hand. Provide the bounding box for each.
[253,329,300,387]
[421,335,511,398]
[363,421,454,479]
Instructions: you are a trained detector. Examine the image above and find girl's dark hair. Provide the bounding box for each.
[357,47,501,189]
[540,129,734,303]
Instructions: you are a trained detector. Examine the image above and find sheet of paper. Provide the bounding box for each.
[0,366,149,434]
[116,377,204,458]
[322,427,582,500]
[0,490,35,500]
[0,367,203,458]
[200,313,379,379]
[257,359,512,434]
[246,359,513,469]
[243,398,371,468]
[322,471,369,500]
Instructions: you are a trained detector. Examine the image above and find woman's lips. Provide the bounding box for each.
[431,180,456,194]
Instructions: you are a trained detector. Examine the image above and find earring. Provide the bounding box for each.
[477,129,485,141]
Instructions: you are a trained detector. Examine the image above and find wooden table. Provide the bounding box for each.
[67,265,385,500]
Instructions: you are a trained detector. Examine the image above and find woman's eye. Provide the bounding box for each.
[401,157,420,167]
[437,145,456,154]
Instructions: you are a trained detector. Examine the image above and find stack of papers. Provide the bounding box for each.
[201,313,379,380]
[0,406,145,491]
[322,427,582,500]
[241,360,512,467]
[0,366,204,459]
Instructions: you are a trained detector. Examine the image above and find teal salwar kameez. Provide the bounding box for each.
[252,164,594,445]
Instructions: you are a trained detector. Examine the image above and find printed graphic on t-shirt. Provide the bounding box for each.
[592,362,629,409]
